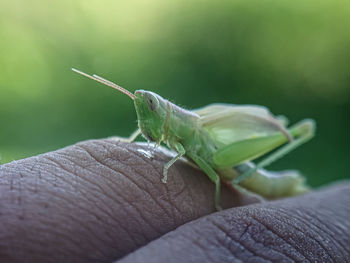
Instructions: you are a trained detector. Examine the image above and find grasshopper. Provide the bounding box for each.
[73,68,315,210]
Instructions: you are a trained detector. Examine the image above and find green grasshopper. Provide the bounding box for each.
[73,68,315,210]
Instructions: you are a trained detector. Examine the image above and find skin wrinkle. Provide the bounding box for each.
[41,155,84,190]
[162,164,190,222]
[208,217,279,262]
[47,195,120,255]
[89,142,161,194]
[205,219,255,262]
[7,168,144,260]
[118,184,350,263]
[300,202,350,256]
[248,215,310,262]
[59,180,135,252]
[170,179,188,203]
[157,166,183,224]
[52,151,112,192]
[1,189,103,261]
[191,237,218,263]
[99,141,197,222]
[2,140,349,263]
[7,141,200,262]
[298,214,349,259]
[264,188,350,259]
[185,177,197,215]
[102,140,222,214]
[6,142,238,227]
[105,140,162,182]
[77,144,154,198]
[73,145,146,203]
[40,157,115,221]
[101,141,142,164]
[208,220,254,259]
[193,221,245,262]
[165,161,194,218]
[25,157,40,172]
[75,140,227,254]
[278,208,334,240]
[56,148,102,172]
[65,146,161,247]
[239,222,252,240]
[212,229,239,260]
[49,214,110,258]
[3,151,144,260]
[261,207,320,262]
[109,170,165,238]
[305,206,349,240]
[245,233,297,263]
[78,143,175,233]
[138,140,180,215]
[54,150,129,201]
[195,221,270,263]
[270,209,339,262]
[229,213,276,260]
[252,195,345,262]
[114,142,164,186]
[157,177,178,226]
[113,145,176,211]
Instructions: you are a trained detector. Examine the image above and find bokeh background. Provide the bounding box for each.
[1,0,349,187]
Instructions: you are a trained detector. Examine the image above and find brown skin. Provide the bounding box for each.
[0,139,349,263]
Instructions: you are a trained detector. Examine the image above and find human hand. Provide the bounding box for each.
[1,140,349,262]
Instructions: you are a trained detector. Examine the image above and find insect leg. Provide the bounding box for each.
[162,142,185,183]
[234,119,315,184]
[213,134,289,168]
[108,129,141,142]
[188,153,222,211]
[127,128,141,142]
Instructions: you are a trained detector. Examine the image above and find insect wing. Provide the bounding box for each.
[195,103,291,148]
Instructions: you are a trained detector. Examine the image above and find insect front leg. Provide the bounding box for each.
[162,142,185,183]
[108,129,141,142]
[187,153,222,211]
[234,119,315,184]
[127,128,142,142]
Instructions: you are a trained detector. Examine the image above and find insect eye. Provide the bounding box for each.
[146,94,159,111]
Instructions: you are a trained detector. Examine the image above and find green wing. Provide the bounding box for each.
[195,103,291,148]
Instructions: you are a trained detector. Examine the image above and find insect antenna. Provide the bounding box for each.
[72,68,135,100]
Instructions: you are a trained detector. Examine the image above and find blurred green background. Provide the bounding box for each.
[1,0,349,187]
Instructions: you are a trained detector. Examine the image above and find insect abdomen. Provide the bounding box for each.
[236,163,309,198]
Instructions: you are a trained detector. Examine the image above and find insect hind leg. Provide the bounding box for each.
[233,119,315,184]
[188,153,222,211]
